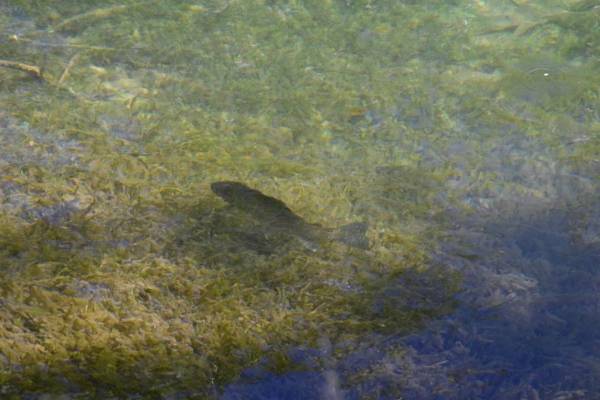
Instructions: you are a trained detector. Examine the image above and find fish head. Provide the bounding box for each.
[211,181,242,202]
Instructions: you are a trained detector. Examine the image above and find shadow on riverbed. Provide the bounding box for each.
[396,198,600,400]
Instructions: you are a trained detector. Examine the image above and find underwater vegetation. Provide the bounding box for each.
[0,0,598,398]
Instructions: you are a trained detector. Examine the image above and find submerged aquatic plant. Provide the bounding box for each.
[0,0,597,398]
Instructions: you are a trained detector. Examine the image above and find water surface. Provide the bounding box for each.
[0,0,598,398]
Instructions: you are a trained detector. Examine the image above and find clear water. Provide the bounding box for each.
[0,1,599,399]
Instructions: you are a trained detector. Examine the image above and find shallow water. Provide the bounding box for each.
[0,0,599,398]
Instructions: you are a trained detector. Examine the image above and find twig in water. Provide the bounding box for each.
[0,59,43,79]
[51,1,160,32]
[52,4,129,32]
[58,53,80,85]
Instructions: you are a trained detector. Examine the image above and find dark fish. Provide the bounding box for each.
[211,181,368,251]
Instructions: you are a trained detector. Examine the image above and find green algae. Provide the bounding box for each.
[0,0,599,398]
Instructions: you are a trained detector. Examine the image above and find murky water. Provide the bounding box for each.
[1,0,599,398]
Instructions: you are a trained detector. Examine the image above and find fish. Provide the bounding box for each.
[211,181,369,251]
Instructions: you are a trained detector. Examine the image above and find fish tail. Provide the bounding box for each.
[333,222,369,249]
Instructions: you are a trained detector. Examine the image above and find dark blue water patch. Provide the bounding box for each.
[394,203,600,399]
[222,371,328,400]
